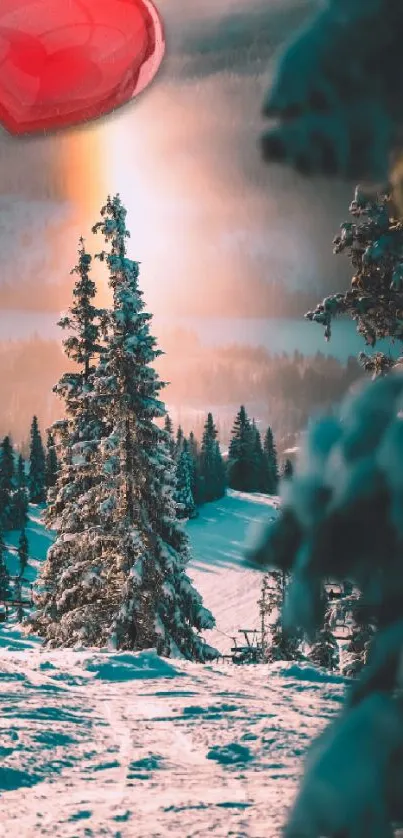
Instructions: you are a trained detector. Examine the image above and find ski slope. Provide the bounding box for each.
[0,491,347,838]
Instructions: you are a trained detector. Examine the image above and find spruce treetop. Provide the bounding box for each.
[58,237,103,374]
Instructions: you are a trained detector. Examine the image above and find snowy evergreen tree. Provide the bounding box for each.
[212,440,226,500]
[28,416,46,504]
[268,613,303,663]
[45,430,58,490]
[175,425,184,458]
[309,605,340,671]
[13,574,23,622]
[174,439,197,520]
[34,195,217,661]
[263,426,279,493]
[250,421,266,492]
[0,435,15,527]
[258,573,271,661]
[306,187,403,376]
[31,237,106,642]
[258,570,302,663]
[267,571,302,663]
[342,600,376,678]
[227,406,255,492]
[12,454,28,530]
[0,522,9,600]
[199,413,225,503]
[164,414,175,457]
[188,431,202,505]
[17,529,29,577]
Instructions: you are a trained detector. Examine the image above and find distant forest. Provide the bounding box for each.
[0,331,363,454]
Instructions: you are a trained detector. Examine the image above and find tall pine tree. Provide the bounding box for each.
[32,238,106,643]
[45,430,58,490]
[199,413,225,503]
[164,414,175,457]
[187,432,202,505]
[18,529,29,577]
[342,600,375,677]
[227,406,255,492]
[250,421,266,492]
[28,417,46,504]
[12,454,28,530]
[261,571,302,663]
[175,425,184,458]
[34,196,217,660]
[309,605,340,671]
[174,439,197,520]
[0,436,15,527]
[0,522,9,600]
[263,426,279,494]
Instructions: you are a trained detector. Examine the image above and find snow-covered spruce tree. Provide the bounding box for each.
[164,414,175,457]
[342,599,376,678]
[17,529,29,577]
[247,372,403,837]
[12,454,28,530]
[269,613,303,664]
[266,571,302,663]
[45,194,215,659]
[28,417,46,503]
[213,439,226,500]
[199,412,225,503]
[263,426,279,494]
[306,187,403,377]
[173,439,197,520]
[0,522,9,600]
[31,238,106,643]
[250,421,266,492]
[227,405,256,492]
[175,425,184,458]
[258,573,272,661]
[188,431,202,505]
[308,604,340,672]
[0,435,15,527]
[13,574,23,622]
[45,430,58,490]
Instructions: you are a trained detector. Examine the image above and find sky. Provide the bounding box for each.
[0,0,356,324]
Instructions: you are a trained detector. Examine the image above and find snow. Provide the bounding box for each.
[0,492,348,837]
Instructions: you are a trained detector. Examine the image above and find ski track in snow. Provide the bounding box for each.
[0,492,346,837]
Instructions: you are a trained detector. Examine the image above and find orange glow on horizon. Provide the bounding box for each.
[59,124,106,218]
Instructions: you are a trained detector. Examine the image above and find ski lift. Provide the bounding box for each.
[230,629,264,664]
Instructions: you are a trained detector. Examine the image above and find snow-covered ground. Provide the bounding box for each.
[0,492,347,838]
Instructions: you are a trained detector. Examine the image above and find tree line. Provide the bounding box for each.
[165,405,286,521]
[0,336,363,453]
[0,417,58,603]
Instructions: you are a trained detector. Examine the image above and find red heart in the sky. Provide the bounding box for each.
[0,0,165,135]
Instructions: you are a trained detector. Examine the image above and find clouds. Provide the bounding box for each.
[164,0,317,79]
[0,0,354,318]
[143,0,354,308]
